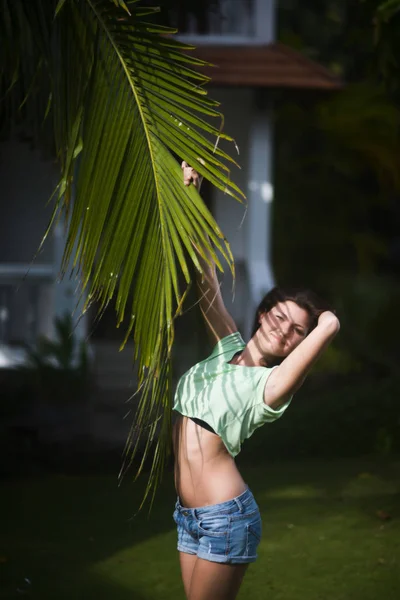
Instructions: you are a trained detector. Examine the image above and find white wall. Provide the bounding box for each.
[206,87,275,337]
[208,87,255,334]
[212,87,253,262]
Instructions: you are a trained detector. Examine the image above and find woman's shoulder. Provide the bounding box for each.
[211,332,246,355]
[176,332,246,389]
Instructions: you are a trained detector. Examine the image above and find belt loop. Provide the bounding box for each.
[234,496,244,513]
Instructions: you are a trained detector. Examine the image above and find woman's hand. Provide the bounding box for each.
[181,161,203,191]
[317,311,340,333]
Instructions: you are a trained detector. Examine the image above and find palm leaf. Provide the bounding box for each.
[1,0,245,508]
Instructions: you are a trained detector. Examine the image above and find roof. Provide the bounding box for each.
[192,42,343,90]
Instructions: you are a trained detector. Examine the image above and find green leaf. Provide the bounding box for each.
[55,0,68,17]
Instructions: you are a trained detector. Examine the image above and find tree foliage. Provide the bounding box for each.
[0,0,244,506]
[273,0,400,377]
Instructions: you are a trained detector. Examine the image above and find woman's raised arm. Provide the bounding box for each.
[182,161,237,343]
[263,311,340,408]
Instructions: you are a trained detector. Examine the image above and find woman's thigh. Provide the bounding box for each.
[179,552,197,599]
[189,558,248,600]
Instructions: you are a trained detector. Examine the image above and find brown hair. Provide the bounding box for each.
[251,286,331,338]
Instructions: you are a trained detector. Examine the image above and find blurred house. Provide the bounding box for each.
[0,0,341,446]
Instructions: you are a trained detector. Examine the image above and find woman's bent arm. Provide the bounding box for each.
[264,311,340,408]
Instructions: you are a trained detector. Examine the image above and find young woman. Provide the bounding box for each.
[172,162,340,600]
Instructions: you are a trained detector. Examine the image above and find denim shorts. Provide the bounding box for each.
[173,487,262,564]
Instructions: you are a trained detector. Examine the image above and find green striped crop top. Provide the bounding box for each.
[173,332,292,457]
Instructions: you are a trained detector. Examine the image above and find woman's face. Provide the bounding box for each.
[258,300,312,358]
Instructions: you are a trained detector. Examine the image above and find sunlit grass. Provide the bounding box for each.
[0,458,399,599]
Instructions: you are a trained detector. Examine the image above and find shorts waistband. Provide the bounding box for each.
[175,487,254,518]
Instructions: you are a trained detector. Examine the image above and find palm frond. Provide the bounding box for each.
[1,0,245,508]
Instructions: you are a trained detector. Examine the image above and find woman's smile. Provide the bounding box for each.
[269,330,284,345]
[259,301,312,357]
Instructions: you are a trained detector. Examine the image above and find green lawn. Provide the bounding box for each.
[1,458,399,599]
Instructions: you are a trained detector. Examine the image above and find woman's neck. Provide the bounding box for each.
[234,336,274,368]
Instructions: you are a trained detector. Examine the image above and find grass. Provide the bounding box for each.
[0,457,399,599]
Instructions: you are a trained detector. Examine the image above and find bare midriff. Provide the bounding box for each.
[173,415,247,508]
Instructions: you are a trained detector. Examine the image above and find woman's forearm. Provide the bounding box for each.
[194,236,218,287]
[182,161,219,292]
